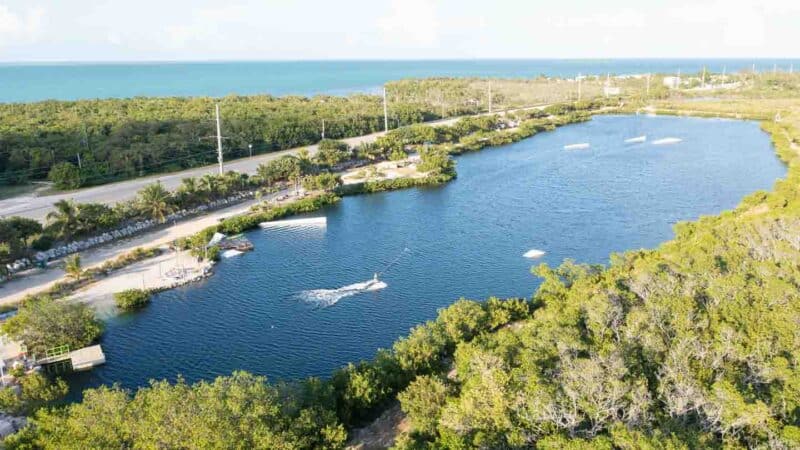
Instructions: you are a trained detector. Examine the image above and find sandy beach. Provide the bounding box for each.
[70,248,212,318]
[0,195,268,306]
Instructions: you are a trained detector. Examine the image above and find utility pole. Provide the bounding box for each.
[488,83,493,114]
[383,87,389,132]
[215,103,224,175]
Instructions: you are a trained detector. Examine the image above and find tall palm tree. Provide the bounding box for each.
[136,182,174,223]
[46,199,80,240]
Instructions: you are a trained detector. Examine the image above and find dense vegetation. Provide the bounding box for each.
[0,296,103,356]
[387,105,800,448]
[114,289,151,311]
[3,297,531,449]
[0,93,442,188]
[5,76,800,447]
[0,77,621,189]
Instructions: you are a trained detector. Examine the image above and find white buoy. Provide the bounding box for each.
[564,143,590,150]
[523,249,546,259]
[653,138,682,145]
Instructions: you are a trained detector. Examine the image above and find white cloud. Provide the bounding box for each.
[376,0,440,47]
[162,5,252,49]
[0,5,45,46]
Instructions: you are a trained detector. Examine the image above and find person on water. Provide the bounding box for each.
[373,273,379,283]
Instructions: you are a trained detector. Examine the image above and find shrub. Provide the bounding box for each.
[114,289,151,311]
[1,296,103,355]
[302,173,341,191]
[47,162,82,190]
[30,234,55,251]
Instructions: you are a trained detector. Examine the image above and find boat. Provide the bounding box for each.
[563,143,590,150]
[653,137,683,145]
[624,135,647,144]
[365,273,381,288]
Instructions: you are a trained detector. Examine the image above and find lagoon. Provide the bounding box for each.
[68,115,786,396]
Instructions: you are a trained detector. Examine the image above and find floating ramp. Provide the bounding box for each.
[221,249,244,258]
[653,137,682,145]
[624,135,647,144]
[259,217,327,227]
[564,143,590,150]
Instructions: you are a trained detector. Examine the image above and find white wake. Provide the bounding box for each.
[523,249,546,259]
[298,279,388,308]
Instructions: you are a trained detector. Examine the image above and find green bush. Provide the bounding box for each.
[47,162,82,190]
[113,289,151,311]
[1,296,103,355]
[30,234,55,251]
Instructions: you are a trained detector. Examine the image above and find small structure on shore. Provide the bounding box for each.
[218,234,254,252]
[36,344,106,373]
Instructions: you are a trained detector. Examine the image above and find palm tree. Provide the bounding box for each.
[64,254,83,281]
[199,174,220,200]
[177,177,200,207]
[46,199,80,240]
[136,182,174,223]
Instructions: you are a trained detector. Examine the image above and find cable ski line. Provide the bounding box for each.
[376,246,412,277]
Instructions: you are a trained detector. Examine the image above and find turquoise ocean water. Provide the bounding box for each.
[2,59,799,103]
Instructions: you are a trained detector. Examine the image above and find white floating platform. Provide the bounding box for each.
[564,143,590,150]
[221,249,244,258]
[523,249,546,259]
[70,345,106,371]
[624,135,647,144]
[259,217,327,227]
[652,137,682,145]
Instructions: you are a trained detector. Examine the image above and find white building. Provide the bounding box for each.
[663,76,681,89]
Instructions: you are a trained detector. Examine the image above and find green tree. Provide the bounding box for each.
[45,199,80,240]
[398,375,449,436]
[136,182,174,223]
[1,296,103,355]
[47,162,82,190]
[114,289,151,311]
[64,254,83,281]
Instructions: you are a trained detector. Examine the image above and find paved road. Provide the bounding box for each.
[0,106,542,222]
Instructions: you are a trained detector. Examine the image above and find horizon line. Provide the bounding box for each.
[2,57,800,66]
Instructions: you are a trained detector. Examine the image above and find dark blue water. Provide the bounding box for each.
[2,59,799,103]
[68,115,785,395]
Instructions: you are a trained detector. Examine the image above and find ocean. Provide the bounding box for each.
[1,59,798,103]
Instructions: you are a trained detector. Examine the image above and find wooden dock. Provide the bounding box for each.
[36,345,106,371]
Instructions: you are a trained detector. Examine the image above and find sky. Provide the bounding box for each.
[0,0,798,62]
